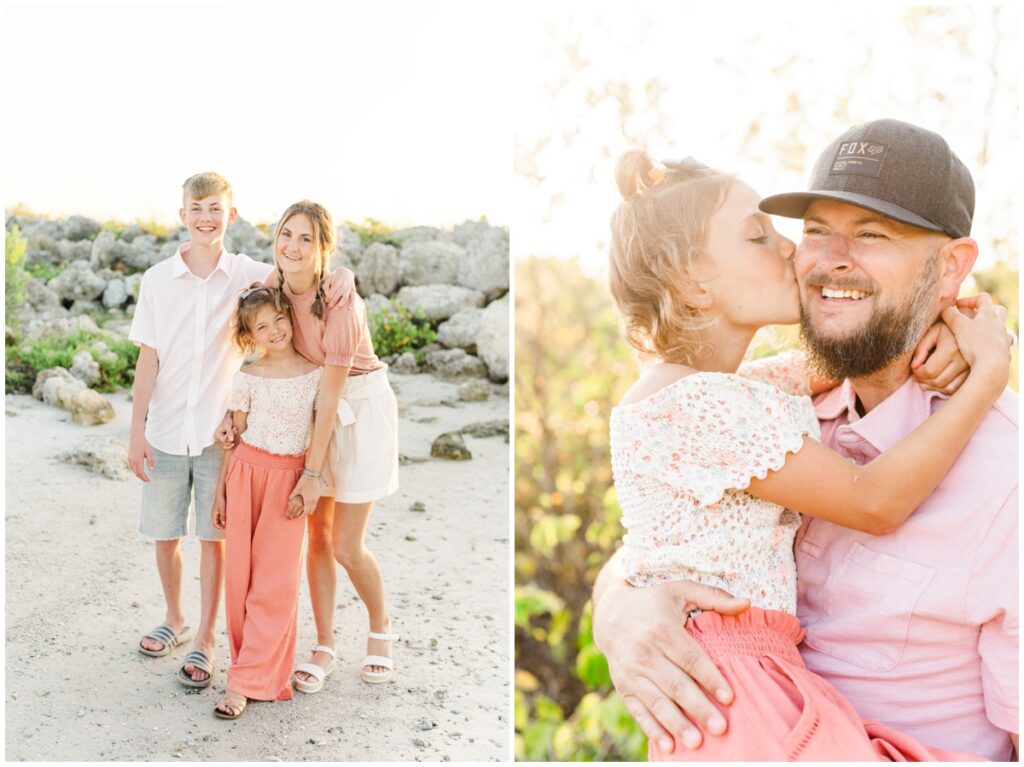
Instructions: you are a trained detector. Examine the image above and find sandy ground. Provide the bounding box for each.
[4,372,510,762]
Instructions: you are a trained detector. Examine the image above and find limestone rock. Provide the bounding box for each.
[423,348,488,381]
[336,225,364,265]
[70,388,116,426]
[24,314,98,342]
[475,296,509,382]
[389,226,446,245]
[59,436,130,479]
[399,240,464,287]
[390,352,420,375]
[126,235,162,271]
[58,239,94,262]
[457,379,491,402]
[124,273,142,302]
[437,308,483,351]
[460,419,509,439]
[455,223,509,300]
[430,432,472,460]
[356,242,401,296]
[394,285,485,322]
[225,216,270,254]
[70,350,101,387]
[33,367,77,400]
[102,278,128,309]
[47,260,107,302]
[61,215,101,242]
[364,293,392,318]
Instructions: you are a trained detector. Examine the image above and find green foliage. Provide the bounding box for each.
[24,260,61,283]
[5,226,29,328]
[368,302,437,362]
[515,256,646,761]
[5,328,138,394]
[970,263,1019,391]
[99,217,173,240]
[345,217,401,247]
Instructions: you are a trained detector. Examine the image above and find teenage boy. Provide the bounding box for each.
[129,173,351,686]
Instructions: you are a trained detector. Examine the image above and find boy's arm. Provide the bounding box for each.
[128,344,159,482]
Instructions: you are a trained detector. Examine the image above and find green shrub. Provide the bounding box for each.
[368,303,437,362]
[345,217,401,247]
[5,226,29,329]
[24,261,61,284]
[5,328,138,394]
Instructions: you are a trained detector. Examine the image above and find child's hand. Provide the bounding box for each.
[286,495,305,520]
[911,321,970,395]
[128,432,154,482]
[322,266,356,308]
[212,490,227,530]
[214,413,237,448]
[941,294,1010,392]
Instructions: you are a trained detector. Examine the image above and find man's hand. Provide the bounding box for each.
[322,266,356,308]
[128,431,154,482]
[593,561,749,752]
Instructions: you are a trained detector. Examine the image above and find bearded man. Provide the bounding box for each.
[592,119,1018,760]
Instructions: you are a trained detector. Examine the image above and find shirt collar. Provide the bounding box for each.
[814,377,947,454]
[169,244,233,279]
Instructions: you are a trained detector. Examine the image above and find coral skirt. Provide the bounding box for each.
[648,608,985,762]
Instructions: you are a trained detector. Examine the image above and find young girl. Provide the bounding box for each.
[607,152,1009,760]
[267,200,400,690]
[210,284,327,719]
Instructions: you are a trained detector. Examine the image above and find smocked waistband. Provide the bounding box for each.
[685,607,805,666]
[234,440,306,470]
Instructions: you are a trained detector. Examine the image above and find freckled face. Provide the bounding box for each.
[699,182,799,329]
[249,304,293,351]
[275,213,319,279]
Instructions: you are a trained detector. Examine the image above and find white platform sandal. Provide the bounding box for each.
[361,628,398,684]
[292,645,336,694]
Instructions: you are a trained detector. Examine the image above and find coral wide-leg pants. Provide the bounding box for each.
[224,441,306,701]
[649,608,985,762]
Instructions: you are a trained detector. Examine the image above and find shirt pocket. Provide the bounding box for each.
[804,542,934,672]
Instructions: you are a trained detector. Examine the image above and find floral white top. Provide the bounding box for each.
[610,352,817,614]
[229,367,322,456]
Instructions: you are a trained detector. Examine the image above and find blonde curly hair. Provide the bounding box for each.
[608,150,735,365]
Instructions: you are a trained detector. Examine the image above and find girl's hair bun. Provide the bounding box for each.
[615,149,666,198]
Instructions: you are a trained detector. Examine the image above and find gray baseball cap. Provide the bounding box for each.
[759,119,975,238]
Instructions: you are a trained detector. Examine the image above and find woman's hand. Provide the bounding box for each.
[212,488,227,530]
[941,293,1010,392]
[911,321,970,395]
[288,475,323,518]
[322,267,356,308]
[128,431,154,482]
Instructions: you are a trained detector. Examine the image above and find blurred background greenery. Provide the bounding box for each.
[514,6,1018,761]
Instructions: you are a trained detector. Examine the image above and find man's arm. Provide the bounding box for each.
[592,549,749,751]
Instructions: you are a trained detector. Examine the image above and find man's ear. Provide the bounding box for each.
[179,207,186,224]
[228,206,238,225]
[937,237,978,303]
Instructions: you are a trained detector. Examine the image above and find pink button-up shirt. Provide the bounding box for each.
[797,378,1018,760]
[128,246,272,455]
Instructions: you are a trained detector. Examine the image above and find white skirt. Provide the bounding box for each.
[324,367,399,504]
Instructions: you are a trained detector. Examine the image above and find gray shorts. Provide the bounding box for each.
[139,444,223,541]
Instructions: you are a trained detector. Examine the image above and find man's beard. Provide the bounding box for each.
[800,257,938,381]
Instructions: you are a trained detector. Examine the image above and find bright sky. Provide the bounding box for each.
[512,5,1019,274]
[4,2,513,229]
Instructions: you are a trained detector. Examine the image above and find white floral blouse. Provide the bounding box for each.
[609,352,817,614]
[229,367,322,456]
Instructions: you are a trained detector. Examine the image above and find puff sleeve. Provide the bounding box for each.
[618,373,819,506]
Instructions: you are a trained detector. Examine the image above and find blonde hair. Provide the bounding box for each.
[608,150,735,365]
[182,172,233,206]
[273,200,336,320]
[232,283,292,354]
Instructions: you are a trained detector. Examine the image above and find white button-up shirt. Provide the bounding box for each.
[128,246,273,455]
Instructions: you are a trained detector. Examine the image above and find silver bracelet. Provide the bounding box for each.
[303,468,321,479]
